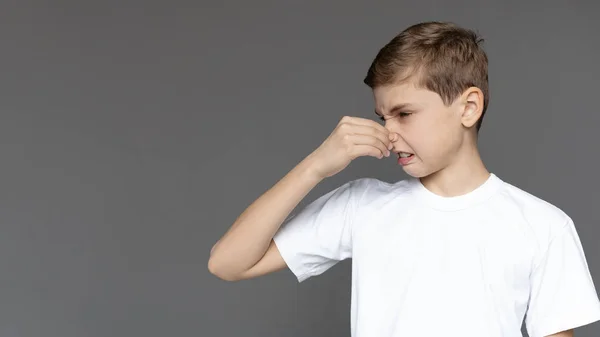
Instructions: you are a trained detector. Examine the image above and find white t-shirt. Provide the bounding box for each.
[273,173,600,337]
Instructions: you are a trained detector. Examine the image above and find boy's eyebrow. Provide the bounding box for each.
[374,103,416,116]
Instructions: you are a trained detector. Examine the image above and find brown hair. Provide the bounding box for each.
[363,21,489,132]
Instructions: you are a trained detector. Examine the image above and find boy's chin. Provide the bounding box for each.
[401,165,433,179]
[401,168,426,178]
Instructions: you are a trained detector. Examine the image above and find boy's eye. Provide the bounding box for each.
[380,113,411,122]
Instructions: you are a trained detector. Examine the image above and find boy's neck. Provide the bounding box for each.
[419,143,490,198]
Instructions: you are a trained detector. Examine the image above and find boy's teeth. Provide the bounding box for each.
[399,153,412,158]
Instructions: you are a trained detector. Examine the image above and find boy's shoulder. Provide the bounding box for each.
[499,178,571,221]
[343,175,570,213]
[346,174,572,229]
[341,176,416,203]
[494,178,573,238]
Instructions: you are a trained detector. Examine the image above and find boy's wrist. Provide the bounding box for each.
[297,154,326,184]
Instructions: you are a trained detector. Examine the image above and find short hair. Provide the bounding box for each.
[363,21,489,132]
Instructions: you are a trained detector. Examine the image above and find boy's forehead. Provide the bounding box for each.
[374,82,412,97]
[373,82,425,111]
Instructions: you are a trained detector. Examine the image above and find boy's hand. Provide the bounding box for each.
[307,116,395,179]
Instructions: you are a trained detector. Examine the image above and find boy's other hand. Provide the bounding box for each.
[306,116,394,180]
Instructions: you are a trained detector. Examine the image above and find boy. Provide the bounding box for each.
[208,21,600,337]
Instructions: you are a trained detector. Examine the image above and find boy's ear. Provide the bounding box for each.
[460,87,484,128]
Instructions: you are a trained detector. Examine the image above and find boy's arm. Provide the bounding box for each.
[207,116,393,282]
[208,157,323,281]
[524,216,600,337]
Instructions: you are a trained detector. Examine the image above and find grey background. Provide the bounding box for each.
[0,1,598,336]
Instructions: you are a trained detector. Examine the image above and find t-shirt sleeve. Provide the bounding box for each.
[272,178,369,282]
[525,217,600,337]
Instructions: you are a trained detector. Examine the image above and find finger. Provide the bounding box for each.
[348,144,385,160]
[345,124,393,151]
[341,116,390,137]
[348,134,390,157]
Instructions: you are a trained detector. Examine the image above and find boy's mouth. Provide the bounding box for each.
[397,152,415,165]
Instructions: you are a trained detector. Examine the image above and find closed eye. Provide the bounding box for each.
[379,112,412,121]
